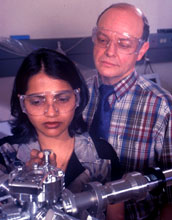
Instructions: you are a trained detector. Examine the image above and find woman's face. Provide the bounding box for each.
[24,71,76,140]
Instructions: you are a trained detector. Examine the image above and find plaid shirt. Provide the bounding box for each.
[83,70,172,219]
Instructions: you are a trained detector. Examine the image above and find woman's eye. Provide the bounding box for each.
[55,95,70,103]
[60,97,70,103]
[28,96,45,106]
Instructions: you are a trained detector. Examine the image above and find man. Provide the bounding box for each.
[83,3,172,220]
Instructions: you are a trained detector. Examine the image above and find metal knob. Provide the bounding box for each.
[43,150,52,166]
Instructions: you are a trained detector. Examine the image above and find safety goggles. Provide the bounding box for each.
[19,89,80,116]
[92,27,144,55]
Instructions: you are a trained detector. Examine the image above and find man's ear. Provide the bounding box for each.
[137,41,149,61]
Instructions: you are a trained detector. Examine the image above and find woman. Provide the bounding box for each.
[0,48,124,219]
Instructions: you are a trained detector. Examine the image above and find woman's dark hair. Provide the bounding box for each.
[10,48,89,143]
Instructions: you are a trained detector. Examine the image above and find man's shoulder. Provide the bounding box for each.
[137,74,172,106]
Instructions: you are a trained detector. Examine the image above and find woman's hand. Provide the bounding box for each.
[26,149,57,168]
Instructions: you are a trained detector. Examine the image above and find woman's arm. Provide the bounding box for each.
[160,204,172,220]
[106,203,124,220]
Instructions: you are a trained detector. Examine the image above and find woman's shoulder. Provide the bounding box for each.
[75,133,122,180]
[74,132,98,161]
[74,132,118,159]
[74,132,122,182]
[0,135,13,145]
[0,135,21,173]
[0,135,40,173]
[0,135,40,163]
[0,135,23,146]
[0,135,20,154]
[0,135,24,156]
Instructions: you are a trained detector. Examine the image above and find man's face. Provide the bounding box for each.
[93,8,149,85]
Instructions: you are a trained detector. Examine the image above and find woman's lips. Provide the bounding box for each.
[43,122,61,129]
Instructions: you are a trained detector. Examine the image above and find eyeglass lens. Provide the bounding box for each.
[22,90,77,115]
[93,28,141,54]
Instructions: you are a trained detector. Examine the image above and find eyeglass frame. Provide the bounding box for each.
[92,26,145,55]
[19,89,80,116]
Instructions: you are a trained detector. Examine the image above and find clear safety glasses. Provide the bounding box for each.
[19,89,80,116]
[92,27,145,55]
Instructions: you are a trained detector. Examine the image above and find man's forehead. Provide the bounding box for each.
[97,7,144,39]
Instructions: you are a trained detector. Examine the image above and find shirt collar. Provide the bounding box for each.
[94,71,138,101]
[114,71,138,100]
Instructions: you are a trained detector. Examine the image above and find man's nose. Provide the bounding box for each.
[105,41,118,57]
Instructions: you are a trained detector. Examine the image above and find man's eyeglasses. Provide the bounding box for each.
[92,27,145,55]
[19,89,80,116]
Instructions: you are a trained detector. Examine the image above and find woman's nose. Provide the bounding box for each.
[44,101,59,117]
